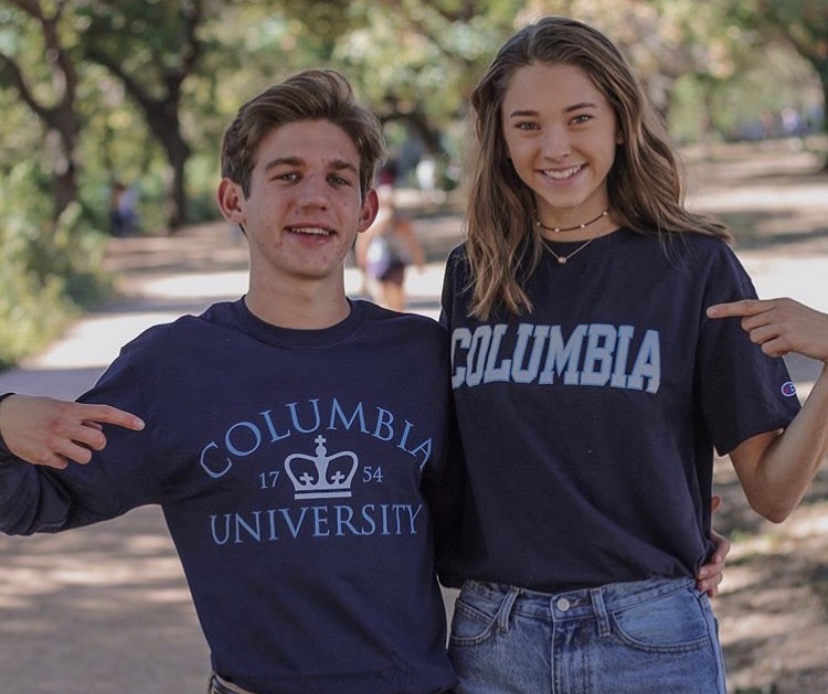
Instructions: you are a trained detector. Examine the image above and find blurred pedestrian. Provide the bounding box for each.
[109,180,138,237]
[355,182,424,311]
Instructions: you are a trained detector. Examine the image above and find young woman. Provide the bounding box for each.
[438,15,828,693]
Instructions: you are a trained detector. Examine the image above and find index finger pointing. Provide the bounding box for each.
[79,403,145,431]
[706,299,768,320]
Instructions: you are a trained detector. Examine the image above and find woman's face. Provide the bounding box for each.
[501,61,620,233]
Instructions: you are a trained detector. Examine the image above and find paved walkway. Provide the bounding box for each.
[1,186,828,691]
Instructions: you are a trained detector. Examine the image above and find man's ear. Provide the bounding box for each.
[356,187,380,233]
[216,178,246,225]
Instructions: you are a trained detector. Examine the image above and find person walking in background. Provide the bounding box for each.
[109,180,138,237]
[708,297,828,362]
[355,182,424,311]
[437,16,828,693]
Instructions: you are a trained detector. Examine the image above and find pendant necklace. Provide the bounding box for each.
[535,208,608,233]
[545,236,596,265]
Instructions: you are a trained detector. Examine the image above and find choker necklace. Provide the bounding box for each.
[545,236,596,264]
[536,209,608,233]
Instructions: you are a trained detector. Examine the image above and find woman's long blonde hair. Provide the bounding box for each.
[465,16,730,320]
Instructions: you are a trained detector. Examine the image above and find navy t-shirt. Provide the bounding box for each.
[0,298,456,694]
[438,229,801,592]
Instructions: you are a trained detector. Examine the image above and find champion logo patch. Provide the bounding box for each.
[781,381,797,397]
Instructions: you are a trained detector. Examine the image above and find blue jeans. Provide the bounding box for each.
[447,577,726,694]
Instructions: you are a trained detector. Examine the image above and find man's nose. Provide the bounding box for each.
[295,176,331,208]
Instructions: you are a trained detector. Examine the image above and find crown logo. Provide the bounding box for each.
[284,435,359,500]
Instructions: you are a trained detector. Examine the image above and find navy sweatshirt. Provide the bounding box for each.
[0,298,457,694]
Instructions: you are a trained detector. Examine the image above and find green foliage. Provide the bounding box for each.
[669,41,822,142]
[0,159,111,371]
[2,0,827,371]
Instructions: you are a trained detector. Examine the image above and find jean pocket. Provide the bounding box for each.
[611,586,714,653]
[449,585,503,647]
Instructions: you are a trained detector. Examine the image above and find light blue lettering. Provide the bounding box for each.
[335,506,361,536]
[361,504,377,534]
[580,324,616,386]
[210,514,231,544]
[280,507,309,538]
[539,324,587,385]
[451,328,472,388]
[234,511,262,543]
[225,422,262,457]
[628,329,661,393]
[512,324,550,383]
[328,398,369,433]
[261,409,291,442]
[200,442,232,479]
[312,506,330,536]
[373,407,395,441]
[465,327,492,387]
[483,324,511,383]
[610,325,635,388]
[287,399,321,434]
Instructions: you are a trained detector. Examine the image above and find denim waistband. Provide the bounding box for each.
[463,576,697,621]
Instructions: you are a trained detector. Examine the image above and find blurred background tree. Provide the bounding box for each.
[0,0,825,368]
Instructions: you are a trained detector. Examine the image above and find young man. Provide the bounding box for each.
[0,70,457,694]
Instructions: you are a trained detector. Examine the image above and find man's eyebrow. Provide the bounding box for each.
[263,156,302,172]
[262,157,358,175]
[328,159,359,175]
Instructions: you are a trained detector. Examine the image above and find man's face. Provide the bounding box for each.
[218,119,377,289]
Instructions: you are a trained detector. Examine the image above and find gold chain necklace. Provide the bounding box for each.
[545,236,596,265]
[536,209,608,233]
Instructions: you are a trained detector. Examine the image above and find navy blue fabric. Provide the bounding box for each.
[438,229,801,592]
[0,298,456,694]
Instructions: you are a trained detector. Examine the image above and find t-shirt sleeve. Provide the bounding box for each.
[695,244,801,455]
